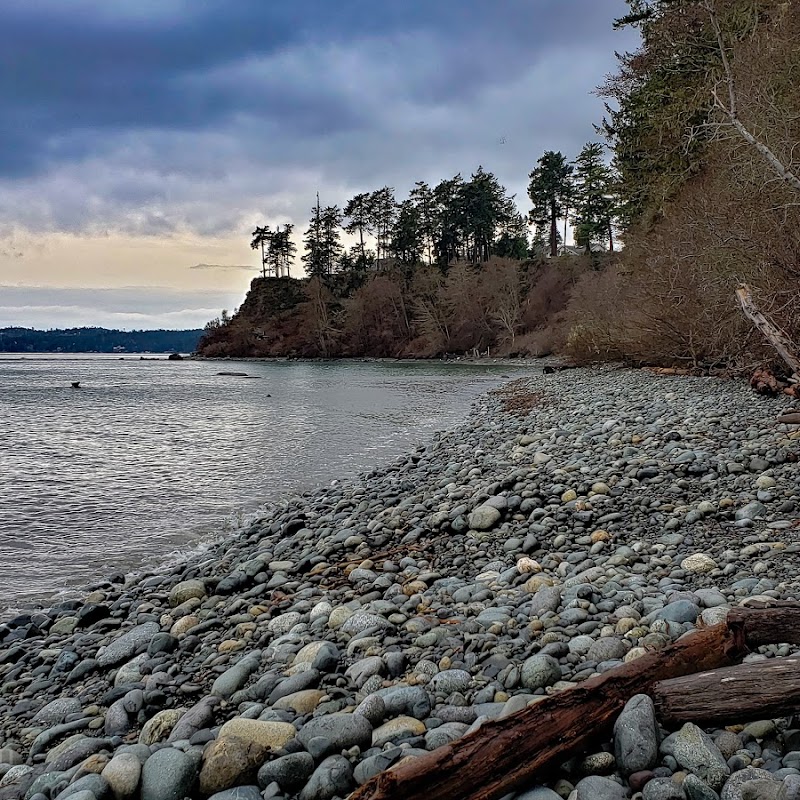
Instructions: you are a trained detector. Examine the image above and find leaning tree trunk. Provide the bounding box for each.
[736,284,800,378]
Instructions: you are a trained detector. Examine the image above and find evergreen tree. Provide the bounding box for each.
[272,223,297,276]
[528,151,574,257]
[367,187,396,266]
[460,166,510,263]
[602,1,722,226]
[320,206,343,274]
[302,195,326,276]
[389,200,423,265]
[343,192,371,263]
[571,143,619,253]
[409,181,436,265]
[250,225,271,277]
[432,175,465,267]
[495,201,530,260]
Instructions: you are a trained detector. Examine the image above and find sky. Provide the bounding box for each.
[0,0,640,330]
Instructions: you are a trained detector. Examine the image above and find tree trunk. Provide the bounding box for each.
[654,655,800,727]
[736,284,800,377]
[550,199,558,258]
[352,606,800,800]
[261,240,267,278]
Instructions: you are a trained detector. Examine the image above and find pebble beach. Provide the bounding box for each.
[1,365,799,800]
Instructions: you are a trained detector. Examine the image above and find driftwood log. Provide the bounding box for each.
[654,654,800,726]
[779,412,800,425]
[736,284,800,379]
[352,606,800,800]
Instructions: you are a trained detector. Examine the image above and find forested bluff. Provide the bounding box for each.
[199,1,800,380]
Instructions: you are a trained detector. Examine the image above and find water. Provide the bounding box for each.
[0,355,522,615]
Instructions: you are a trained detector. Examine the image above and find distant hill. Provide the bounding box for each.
[0,327,204,353]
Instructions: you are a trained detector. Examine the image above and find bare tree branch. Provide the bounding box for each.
[704,0,800,194]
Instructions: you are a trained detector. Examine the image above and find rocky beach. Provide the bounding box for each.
[1,365,799,800]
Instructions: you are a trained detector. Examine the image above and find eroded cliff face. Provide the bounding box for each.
[197,276,310,357]
[196,259,589,360]
[236,277,306,322]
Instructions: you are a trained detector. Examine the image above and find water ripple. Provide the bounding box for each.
[0,356,516,614]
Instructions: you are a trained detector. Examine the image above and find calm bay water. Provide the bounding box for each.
[0,355,520,615]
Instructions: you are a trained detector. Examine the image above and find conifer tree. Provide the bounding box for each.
[571,143,619,253]
[528,151,574,257]
[302,195,326,276]
[320,206,343,274]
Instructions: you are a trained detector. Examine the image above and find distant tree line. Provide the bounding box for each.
[249,150,621,278]
[0,327,204,353]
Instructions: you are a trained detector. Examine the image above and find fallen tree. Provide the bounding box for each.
[352,606,800,800]
[654,654,800,726]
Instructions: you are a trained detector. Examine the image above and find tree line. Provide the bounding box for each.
[0,327,204,353]
[564,0,800,368]
[219,0,800,371]
[250,145,621,278]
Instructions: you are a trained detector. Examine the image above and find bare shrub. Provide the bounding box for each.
[522,260,581,331]
[481,259,524,349]
[565,264,631,364]
[568,152,800,369]
[342,275,411,356]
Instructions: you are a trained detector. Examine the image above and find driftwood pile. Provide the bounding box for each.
[353,605,800,800]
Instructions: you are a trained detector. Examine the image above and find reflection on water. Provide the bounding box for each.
[0,356,522,613]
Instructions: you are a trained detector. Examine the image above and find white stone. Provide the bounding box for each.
[755,475,777,490]
[681,553,717,573]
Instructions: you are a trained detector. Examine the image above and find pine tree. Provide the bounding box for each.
[250,225,271,277]
[409,181,436,265]
[528,151,574,257]
[272,223,296,276]
[367,187,396,266]
[571,143,619,253]
[495,201,530,260]
[343,193,371,264]
[320,206,343,274]
[460,166,509,263]
[389,200,423,265]
[432,175,464,267]
[302,195,326,276]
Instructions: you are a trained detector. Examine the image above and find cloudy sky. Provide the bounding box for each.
[0,0,639,330]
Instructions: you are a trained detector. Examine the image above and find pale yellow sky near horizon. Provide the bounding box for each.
[0,230,271,329]
[1,231,258,291]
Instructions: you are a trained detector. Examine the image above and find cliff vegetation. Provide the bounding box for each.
[200,0,800,377]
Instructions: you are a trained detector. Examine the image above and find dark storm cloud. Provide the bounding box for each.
[0,0,640,234]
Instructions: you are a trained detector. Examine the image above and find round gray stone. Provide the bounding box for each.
[520,654,561,691]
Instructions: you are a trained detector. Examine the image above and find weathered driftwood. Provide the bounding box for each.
[352,607,800,800]
[654,654,800,726]
[779,412,800,425]
[736,284,800,379]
